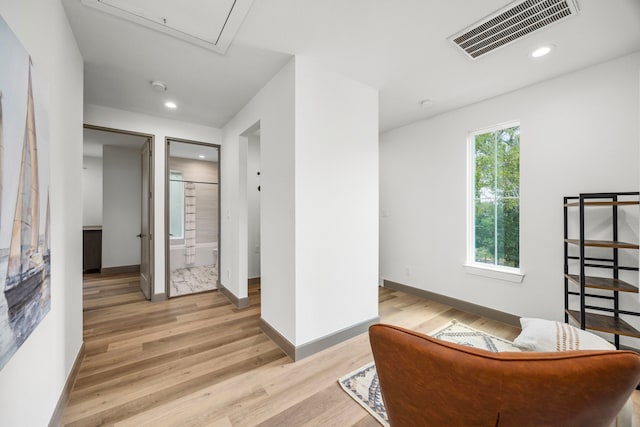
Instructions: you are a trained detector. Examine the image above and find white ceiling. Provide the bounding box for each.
[83,128,219,161]
[83,127,148,157]
[169,140,219,162]
[79,0,255,53]
[63,0,640,132]
[85,0,236,43]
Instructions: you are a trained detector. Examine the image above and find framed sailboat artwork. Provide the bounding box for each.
[0,15,51,370]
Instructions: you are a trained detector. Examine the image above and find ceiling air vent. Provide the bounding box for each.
[448,0,579,60]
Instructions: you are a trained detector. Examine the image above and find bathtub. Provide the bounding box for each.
[170,242,218,270]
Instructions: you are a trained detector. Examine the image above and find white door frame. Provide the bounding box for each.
[165,136,221,298]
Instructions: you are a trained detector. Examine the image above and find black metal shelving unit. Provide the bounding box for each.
[563,192,640,350]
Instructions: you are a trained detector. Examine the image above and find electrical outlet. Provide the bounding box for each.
[405,267,411,277]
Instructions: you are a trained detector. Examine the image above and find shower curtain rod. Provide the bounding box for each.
[169,179,218,185]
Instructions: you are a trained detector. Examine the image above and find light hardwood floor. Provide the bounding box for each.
[63,272,639,426]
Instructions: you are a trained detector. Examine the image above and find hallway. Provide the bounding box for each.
[63,273,279,425]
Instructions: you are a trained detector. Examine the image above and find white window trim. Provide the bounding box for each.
[466,120,523,281]
[463,263,524,283]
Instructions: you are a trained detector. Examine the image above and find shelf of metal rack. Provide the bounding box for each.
[563,192,640,349]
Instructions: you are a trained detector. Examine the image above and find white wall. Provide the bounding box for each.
[247,135,261,279]
[0,1,84,425]
[294,57,379,345]
[380,52,640,323]
[84,105,221,296]
[82,155,103,226]
[222,58,296,341]
[102,145,141,268]
[223,57,379,347]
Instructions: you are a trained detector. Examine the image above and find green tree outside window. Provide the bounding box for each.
[472,125,520,268]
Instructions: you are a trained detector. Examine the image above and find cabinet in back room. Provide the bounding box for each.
[83,226,102,273]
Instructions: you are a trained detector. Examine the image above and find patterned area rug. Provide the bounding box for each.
[337,320,520,426]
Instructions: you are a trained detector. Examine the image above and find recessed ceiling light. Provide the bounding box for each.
[530,45,554,58]
[198,155,205,159]
[165,101,177,109]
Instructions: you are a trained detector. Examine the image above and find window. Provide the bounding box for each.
[469,123,520,270]
[169,170,184,240]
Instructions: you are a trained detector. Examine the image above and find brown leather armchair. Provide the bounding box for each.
[369,324,640,427]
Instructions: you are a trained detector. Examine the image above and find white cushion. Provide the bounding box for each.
[513,317,616,351]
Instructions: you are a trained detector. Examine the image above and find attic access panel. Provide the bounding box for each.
[448,0,579,60]
[81,0,254,54]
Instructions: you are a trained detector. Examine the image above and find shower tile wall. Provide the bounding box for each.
[170,156,219,296]
[169,157,219,245]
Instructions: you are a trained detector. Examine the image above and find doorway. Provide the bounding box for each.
[247,131,261,285]
[82,125,154,299]
[237,121,261,306]
[166,138,220,297]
